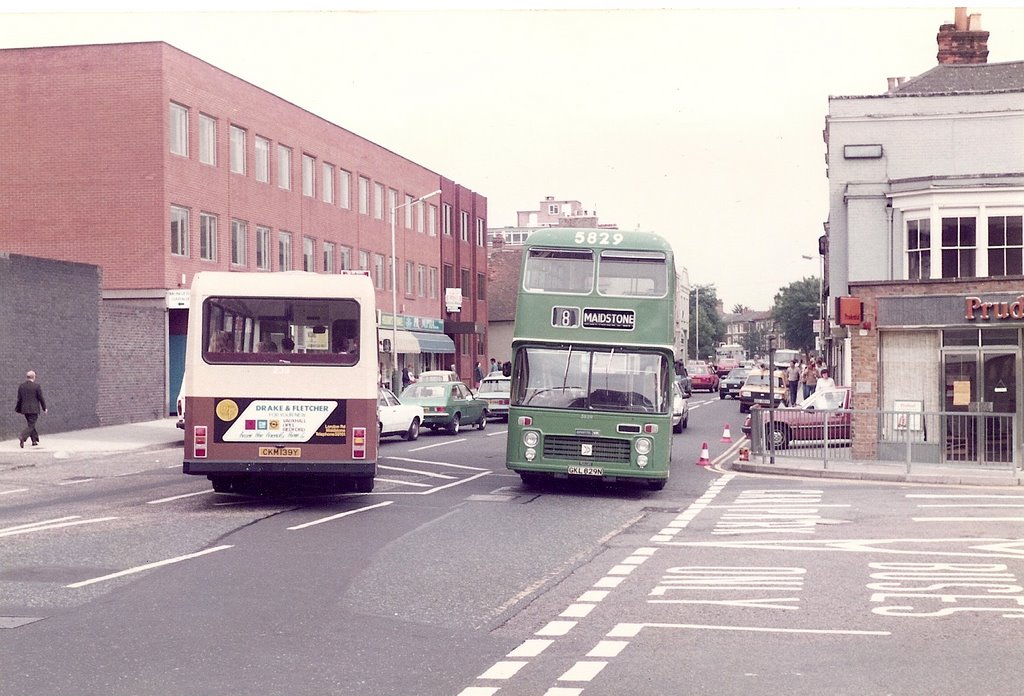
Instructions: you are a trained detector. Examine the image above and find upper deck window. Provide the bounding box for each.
[203,296,361,366]
[597,250,667,297]
[523,248,594,294]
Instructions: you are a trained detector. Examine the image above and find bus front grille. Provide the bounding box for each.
[543,435,631,463]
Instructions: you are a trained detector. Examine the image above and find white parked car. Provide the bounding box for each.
[415,370,462,383]
[476,374,511,420]
[671,381,689,433]
[378,387,424,441]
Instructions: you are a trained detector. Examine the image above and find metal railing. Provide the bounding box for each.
[747,407,1017,472]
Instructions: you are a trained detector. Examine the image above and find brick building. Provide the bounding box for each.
[824,9,1024,463]
[0,42,488,420]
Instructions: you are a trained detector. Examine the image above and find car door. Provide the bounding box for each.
[456,382,484,423]
[378,389,401,434]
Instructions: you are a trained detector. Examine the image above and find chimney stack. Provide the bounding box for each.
[936,7,989,64]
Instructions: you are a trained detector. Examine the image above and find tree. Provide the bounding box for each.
[772,276,819,353]
[688,284,725,362]
[731,303,750,314]
[741,325,767,359]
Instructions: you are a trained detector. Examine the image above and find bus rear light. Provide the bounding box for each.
[193,426,208,458]
[352,426,367,459]
[644,423,659,434]
[518,416,532,426]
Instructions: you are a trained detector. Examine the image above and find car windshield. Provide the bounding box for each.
[728,369,749,379]
[805,389,847,410]
[480,379,510,394]
[402,384,449,399]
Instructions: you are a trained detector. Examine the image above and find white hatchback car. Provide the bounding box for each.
[378,387,425,441]
[476,374,511,420]
[671,381,689,433]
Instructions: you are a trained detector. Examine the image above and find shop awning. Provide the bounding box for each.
[412,331,455,354]
[392,329,421,354]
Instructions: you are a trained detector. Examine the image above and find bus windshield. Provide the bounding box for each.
[513,346,670,413]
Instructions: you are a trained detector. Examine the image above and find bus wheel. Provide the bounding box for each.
[477,412,487,430]
[210,476,237,493]
[404,418,420,441]
[646,478,667,491]
[351,476,374,493]
[519,472,542,487]
[448,414,461,434]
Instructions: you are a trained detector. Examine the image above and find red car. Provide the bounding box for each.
[742,387,852,448]
[715,358,741,377]
[687,362,720,393]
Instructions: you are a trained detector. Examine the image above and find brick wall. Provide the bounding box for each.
[0,254,101,439]
[97,300,167,426]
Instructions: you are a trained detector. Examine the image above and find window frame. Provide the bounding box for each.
[254,135,270,183]
[198,113,216,166]
[199,212,218,262]
[169,102,188,157]
[229,125,247,175]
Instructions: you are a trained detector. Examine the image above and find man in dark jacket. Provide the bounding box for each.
[15,370,47,448]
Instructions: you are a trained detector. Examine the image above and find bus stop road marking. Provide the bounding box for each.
[66,545,233,588]
[377,464,457,479]
[606,622,890,638]
[385,456,487,471]
[408,438,467,451]
[287,500,394,530]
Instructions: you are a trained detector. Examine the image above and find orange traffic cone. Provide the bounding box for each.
[696,441,710,466]
[721,424,732,443]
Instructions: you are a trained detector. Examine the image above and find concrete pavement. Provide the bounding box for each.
[0,417,183,463]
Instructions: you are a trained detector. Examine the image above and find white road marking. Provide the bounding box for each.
[542,689,582,696]
[913,517,1024,522]
[147,490,213,504]
[385,456,487,471]
[916,504,1024,508]
[374,477,432,488]
[455,688,499,696]
[57,478,95,486]
[606,622,890,638]
[477,661,527,679]
[0,516,118,538]
[587,640,629,658]
[558,661,607,681]
[0,488,29,496]
[377,464,456,479]
[409,438,467,451]
[536,620,577,636]
[560,603,595,619]
[486,429,507,437]
[67,544,233,588]
[287,501,394,530]
[908,494,1024,498]
[507,639,553,658]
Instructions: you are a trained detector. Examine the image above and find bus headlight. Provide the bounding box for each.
[523,431,540,448]
[635,437,652,455]
[525,448,536,461]
[637,454,649,468]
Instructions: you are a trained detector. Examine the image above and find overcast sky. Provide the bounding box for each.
[4,3,1024,310]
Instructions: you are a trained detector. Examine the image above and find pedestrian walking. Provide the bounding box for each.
[785,359,801,406]
[800,361,819,400]
[15,370,47,448]
[473,361,484,389]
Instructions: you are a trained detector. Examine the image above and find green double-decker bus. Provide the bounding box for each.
[505,228,677,490]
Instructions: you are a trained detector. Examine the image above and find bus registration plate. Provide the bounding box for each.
[567,465,603,476]
[259,447,302,458]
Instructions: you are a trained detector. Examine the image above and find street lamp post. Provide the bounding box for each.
[694,285,699,362]
[390,189,442,393]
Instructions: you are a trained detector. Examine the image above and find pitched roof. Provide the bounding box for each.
[893,60,1024,95]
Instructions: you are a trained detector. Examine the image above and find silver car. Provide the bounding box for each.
[476,374,511,420]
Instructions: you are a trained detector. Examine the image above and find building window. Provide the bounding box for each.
[548,203,560,215]
[428,204,438,237]
[416,201,425,234]
[429,266,438,299]
[476,218,485,246]
[340,245,352,270]
[199,213,217,262]
[170,205,189,257]
[358,250,369,272]
[169,102,188,157]
[277,145,292,190]
[254,136,270,183]
[322,163,334,204]
[404,194,414,228]
[443,264,453,291]
[417,264,426,297]
[199,114,216,166]
[359,176,370,215]
[302,154,316,197]
[231,219,248,267]
[477,272,486,300]
[405,261,415,296]
[941,216,976,279]
[229,125,246,175]
[303,236,315,271]
[373,253,385,289]
[988,215,1023,277]
[443,204,452,236]
[388,189,399,221]
[323,241,335,273]
[460,268,470,297]
[374,182,385,220]
[460,211,469,242]
[279,231,293,271]
[256,226,271,270]
[339,169,351,209]
[907,218,930,280]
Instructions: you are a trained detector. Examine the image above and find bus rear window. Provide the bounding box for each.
[597,250,667,297]
[523,248,593,294]
[203,296,362,365]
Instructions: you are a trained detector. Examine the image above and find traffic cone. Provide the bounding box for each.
[696,441,710,466]
[721,423,732,443]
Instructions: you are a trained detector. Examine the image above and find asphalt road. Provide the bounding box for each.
[1,394,1022,695]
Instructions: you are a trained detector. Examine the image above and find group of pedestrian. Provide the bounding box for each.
[785,356,835,405]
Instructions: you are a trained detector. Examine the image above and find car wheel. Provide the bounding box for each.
[673,417,683,434]
[448,413,461,435]
[719,391,725,399]
[681,413,688,430]
[403,417,420,441]
[478,411,487,430]
[768,424,791,449]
